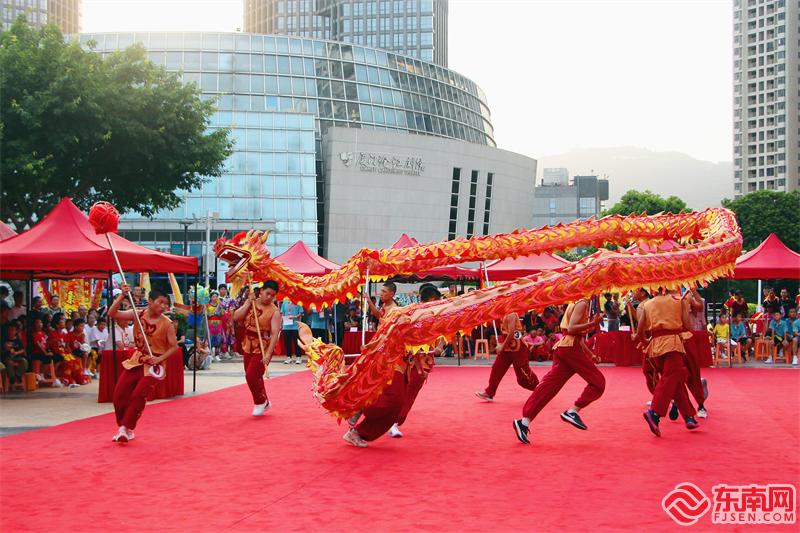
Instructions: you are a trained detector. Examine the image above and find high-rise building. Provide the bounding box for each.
[2,0,80,34]
[244,0,448,67]
[542,167,569,186]
[732,0,798,198]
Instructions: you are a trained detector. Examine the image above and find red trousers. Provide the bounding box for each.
[522,345,605,420]
[243,352,268,405]
[682,341,705,406]
[650,351,693,418]
[113,366,158,430]
[396,363,431,427]
[643,352,698,418]
[642,355,659,394]
[356,370,407,441]
[484,346,539,397]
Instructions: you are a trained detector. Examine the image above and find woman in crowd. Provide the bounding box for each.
[207,291,228,361]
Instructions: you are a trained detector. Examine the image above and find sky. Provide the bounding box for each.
[82,0,733,164]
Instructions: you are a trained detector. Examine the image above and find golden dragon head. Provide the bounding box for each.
[213,230,274,295]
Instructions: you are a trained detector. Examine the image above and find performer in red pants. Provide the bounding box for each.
[233,280,282,417]
[109,284,178,443]
[513,299,604,444]
[475,312,539,402]
[344,284,442,447]
[639,290,700,437]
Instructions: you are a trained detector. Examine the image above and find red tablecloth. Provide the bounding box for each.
[342,331,375,355]
[98,349,184,403]
[590,330,713,368]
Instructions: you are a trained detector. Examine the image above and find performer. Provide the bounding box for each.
[475,311,539,401]
[389,284,444,438]
[639,289,699,437]
[365,281,398,322]
[343,284,441,447]
[683,288,709,419]
[512,299,604,445]
[109,284,178,443]
[233,280,282,417]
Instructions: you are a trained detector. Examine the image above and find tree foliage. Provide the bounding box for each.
[722,190,800,252]
[603,189,689,216]
[0,16,232,230]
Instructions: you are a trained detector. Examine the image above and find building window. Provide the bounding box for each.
[483,172,493,235]
[448,167,460,240]
[466,170,478,238]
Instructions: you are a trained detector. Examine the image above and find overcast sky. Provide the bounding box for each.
[83,0,733,163]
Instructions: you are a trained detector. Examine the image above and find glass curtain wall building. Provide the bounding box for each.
[2,0,80,33]
[81,31,494,263]
[244,0,448,67]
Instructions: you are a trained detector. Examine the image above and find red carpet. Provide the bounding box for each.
[1,367,798,532]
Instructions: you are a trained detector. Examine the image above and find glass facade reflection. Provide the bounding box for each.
[80,31,495,259]
[2,0,80,33]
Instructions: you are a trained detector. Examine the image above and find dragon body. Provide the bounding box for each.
[216,209,742,421]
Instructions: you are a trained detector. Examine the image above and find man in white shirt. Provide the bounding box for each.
[8,291,26,320]
[113,318,135,349]
[88,318,110,351]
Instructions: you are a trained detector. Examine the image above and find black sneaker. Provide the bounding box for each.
[668,401,679,421]
[560,410,587,430]
[512,419,530,444]
[643,409,661,437]
[685,416,699,430]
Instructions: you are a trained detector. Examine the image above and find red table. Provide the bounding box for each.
[590,330,712,368]
[98,349,184,403]
[342,331,375,355]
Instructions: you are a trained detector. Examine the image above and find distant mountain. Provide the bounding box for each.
[537,147,734,209]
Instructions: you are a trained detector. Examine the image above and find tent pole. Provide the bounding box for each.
[193,255,202,393]
[26,275,33,363]
[362,267,370,347]
[757,279,762,312]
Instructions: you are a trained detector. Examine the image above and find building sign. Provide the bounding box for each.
[339,151,424,176]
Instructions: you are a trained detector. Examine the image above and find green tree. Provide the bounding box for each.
[722,190,800,252]
[603,190,689,216]
[0,17,232,230]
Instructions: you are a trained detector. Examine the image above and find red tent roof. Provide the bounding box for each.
[274,240,340,276]
[733,233,800,279]
[0,221,17,241]
[485,253,571,281]
[390,233,420,249]
[0,197,198,279]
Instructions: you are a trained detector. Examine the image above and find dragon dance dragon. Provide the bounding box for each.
[215,209,742,421]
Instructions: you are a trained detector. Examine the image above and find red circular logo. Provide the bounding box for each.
[662,482,711,526]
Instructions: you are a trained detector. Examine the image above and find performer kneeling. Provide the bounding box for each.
[233,280,282,416]
[109,284,178,443]
[343,284,443,447]
[639,289,699,437]
[513,298,604,444]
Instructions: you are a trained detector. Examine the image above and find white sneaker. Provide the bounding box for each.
[125,429,135,441]
[83,369,93,376]
[36,374,45,382]
[388,423,403,438]
[283,358,291,365]
[214,355,222,362]
[52,379,64,388]
[112,426,128,443]
[295,358,303,366]
[343,428,368,448]
[646,400,652,407]
[764,357,773,364]
[792,356,798,366]
[252,400,270,416]
[697,407,708,419]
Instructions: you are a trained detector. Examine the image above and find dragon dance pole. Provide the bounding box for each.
[362,266,370,347]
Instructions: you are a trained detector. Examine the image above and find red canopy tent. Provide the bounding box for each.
[485,253,571,282]
[390,233,419,249]
[0,197,198,279]
[274,240,340,275]
[733,233,800,280]
[0,221,17,241]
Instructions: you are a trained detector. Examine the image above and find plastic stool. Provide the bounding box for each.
[474,339,490,360]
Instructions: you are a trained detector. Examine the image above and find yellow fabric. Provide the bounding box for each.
[554,302,583,348]
[642,295,685,357]
[168,273,184,305]
[713,323,730,340]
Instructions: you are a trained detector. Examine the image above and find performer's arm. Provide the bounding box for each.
[146,329,179,366]
[564,301,603,335]
[233,290,254,322]
[108,284,136,321]
[495,314,515,354]
[263,309,282,365]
